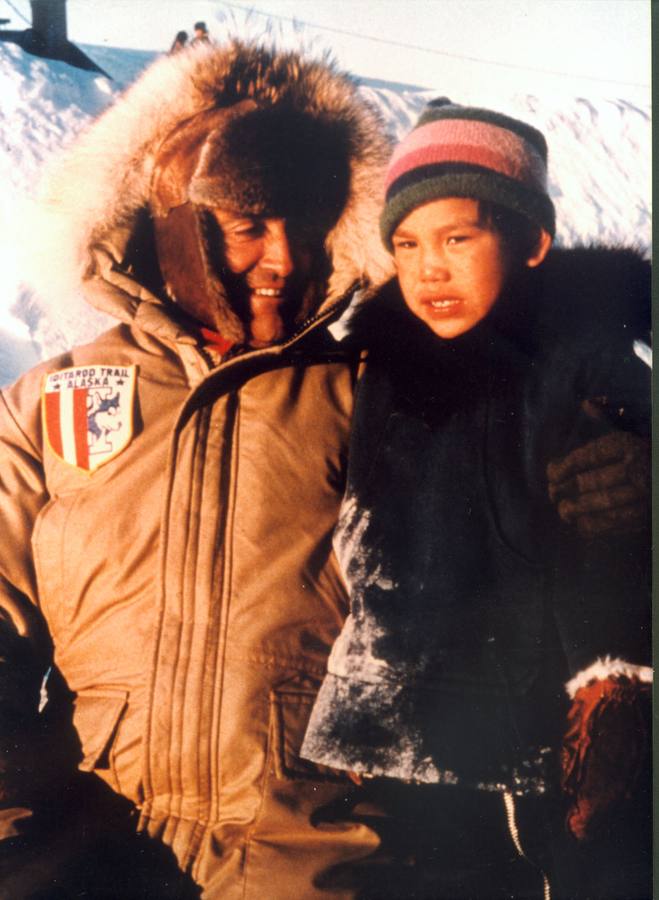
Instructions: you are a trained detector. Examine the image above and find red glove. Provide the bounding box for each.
[547,424,650,538]
[561,675,651,841]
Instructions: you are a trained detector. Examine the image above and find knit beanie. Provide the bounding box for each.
[380,102,555,249]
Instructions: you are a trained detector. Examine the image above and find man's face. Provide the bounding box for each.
[392,197,511,340]
[212,208,317,347]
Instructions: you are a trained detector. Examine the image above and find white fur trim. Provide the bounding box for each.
[566,655,653,699]
[633,339,652,370]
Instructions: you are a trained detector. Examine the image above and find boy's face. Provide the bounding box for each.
[392,197,512,340]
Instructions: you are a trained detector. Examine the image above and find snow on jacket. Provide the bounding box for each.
[0,42,395,898]
[302,247,651,792]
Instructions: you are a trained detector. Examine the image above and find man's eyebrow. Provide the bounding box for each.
[223,217,260,229]
[211,209,257,223]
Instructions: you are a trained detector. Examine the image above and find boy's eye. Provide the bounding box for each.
[392,239,417,250]
[446,234,469,245]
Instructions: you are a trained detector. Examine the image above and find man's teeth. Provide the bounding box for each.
[254,288,282,297]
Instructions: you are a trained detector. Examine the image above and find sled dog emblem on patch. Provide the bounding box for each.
[42,365,137,472]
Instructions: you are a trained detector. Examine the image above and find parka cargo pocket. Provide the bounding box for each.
[243,692,377,899]
[269,689,348,782]
[73,689,128,772]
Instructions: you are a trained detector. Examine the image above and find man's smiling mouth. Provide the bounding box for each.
[253,287,284,297]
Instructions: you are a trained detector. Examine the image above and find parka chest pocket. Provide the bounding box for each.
[32,473,161,643]
[73,688,129,773]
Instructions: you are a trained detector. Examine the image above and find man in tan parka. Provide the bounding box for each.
[0,41,393,898]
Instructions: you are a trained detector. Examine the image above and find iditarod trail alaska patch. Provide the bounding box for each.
[42,365,136,472]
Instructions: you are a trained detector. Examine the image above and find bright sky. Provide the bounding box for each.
[0,0,651,98]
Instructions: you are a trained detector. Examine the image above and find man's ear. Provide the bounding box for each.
[526,228,552,268]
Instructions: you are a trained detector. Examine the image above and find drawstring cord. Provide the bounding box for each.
[502,791,551,900]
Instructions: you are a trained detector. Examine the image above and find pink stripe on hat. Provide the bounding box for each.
[385,119,547,192]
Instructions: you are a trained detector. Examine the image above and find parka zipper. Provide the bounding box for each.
[141,289,361,842]
[502,791,551,900]
[173,289,362,431]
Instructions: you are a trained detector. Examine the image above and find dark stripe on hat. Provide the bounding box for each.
[380,169,556,248]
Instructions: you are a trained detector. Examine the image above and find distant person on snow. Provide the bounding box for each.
[191,20,210,45]
[169,29,188,54]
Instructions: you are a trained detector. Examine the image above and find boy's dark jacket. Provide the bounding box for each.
[301,246,650,793]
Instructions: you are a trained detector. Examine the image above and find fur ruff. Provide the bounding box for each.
[566,656,653,699]
[25,41,395,348]
[346,244,651,353]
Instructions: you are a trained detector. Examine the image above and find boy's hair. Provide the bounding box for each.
[478,201,544,264]
[380,103,555,250]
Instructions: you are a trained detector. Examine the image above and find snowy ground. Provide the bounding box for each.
[0,40,651,385]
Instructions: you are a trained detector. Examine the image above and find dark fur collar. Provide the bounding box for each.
[348,245,650,361]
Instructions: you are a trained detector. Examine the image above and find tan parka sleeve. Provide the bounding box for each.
[0,387,50,622]
[0,376,63,814]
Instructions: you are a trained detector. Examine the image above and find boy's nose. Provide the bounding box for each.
[421,250,449,280]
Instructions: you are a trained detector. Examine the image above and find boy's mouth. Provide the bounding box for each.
[421,297,462,313]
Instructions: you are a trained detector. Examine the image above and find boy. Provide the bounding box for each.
[302,104,651,899]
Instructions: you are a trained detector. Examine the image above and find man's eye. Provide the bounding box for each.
[229,226,263,241]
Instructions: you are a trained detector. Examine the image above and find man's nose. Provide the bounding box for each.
[262,220,295,279]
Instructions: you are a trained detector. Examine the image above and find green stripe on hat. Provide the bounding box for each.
[380,169,556,250]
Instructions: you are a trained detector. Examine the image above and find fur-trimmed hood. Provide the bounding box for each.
[26,41,395,351]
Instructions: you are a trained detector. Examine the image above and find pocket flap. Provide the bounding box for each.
[270,690,348,782]
[73,689,128,772]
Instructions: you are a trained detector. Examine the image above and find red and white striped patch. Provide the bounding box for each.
[42,365,136,472]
